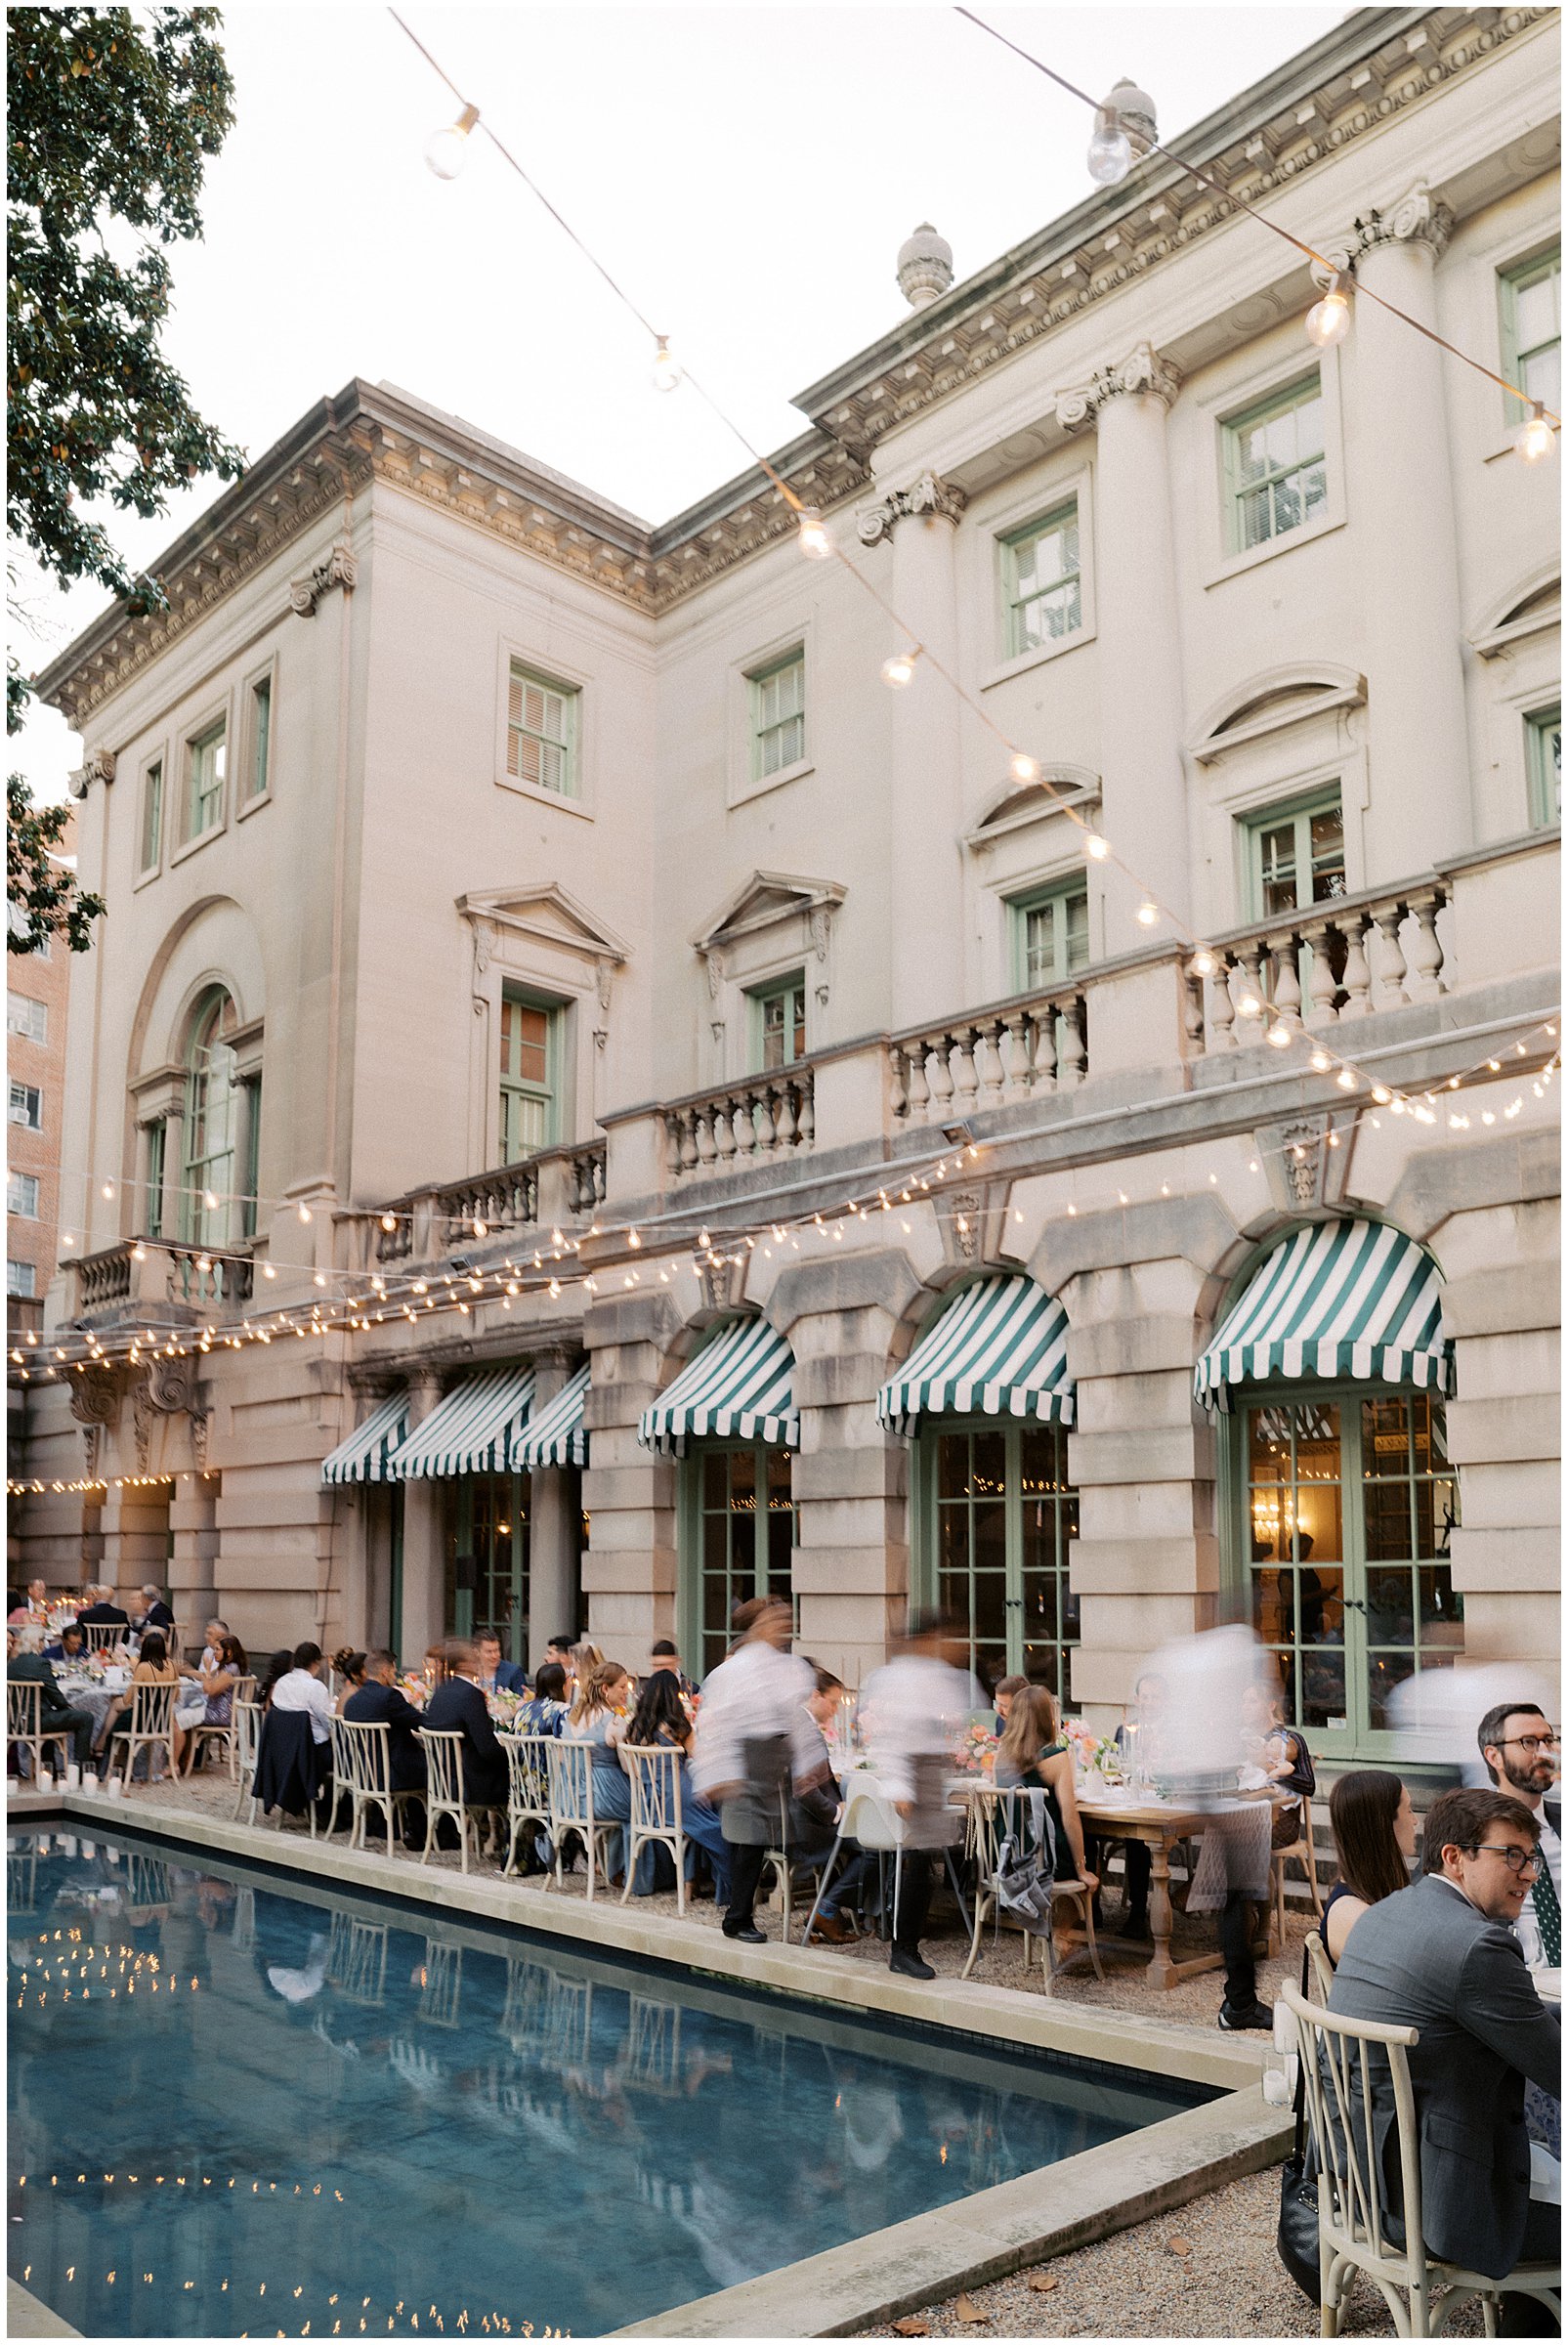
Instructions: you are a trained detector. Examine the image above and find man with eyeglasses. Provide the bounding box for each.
[1479,1703,1561,1972]
[1329,1787,1559,2331]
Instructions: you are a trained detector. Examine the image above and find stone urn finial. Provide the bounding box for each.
[896,222,954,310]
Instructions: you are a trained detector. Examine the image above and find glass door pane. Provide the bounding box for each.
[691,1443,793,1680]
[1019,1422,1078,1703]
[1246,1400,1344,1730]
[1360,1393,1462,1730]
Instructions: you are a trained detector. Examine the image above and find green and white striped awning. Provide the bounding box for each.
[513,1362,591,1471]
[877,1274,1075,1436]
[1195,1217,1453,1412]
[320,1391,409,1486]
[388,1366,536,1480]
[639,1318,797,1456]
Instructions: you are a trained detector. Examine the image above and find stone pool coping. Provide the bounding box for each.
[8,1791,1291,2339]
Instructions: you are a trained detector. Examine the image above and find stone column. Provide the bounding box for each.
[1345,185,1471,873]
[397,1373,447,1663]
[159,1105,186,1244]
[580,1291,683,1660]
[1059,344,1190,931]
[859,472,967,1027]
[527,1348,579,1674]
[99,1486,171,1610]
[169,1476,219,1628]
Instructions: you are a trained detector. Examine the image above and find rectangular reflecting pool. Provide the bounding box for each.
[8,1825,1213,2337]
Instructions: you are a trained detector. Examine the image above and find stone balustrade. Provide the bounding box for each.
[888,983,1089,1124]
[64,1237,254,1323]
[1187,881,1449,1053]
[76,1241,136,1312]
[346,1139,609,1271]
[165,1243,254,1310]
[662,1070,816,1179]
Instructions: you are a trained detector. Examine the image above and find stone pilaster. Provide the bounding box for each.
[396,1370,447,1663]
[527,1346,580,1674]
[580,1290,683,1657]
[1058,342,1190,931]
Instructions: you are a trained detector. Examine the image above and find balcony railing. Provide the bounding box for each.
[63,1237,254,1324]
[346,1138,609,1272]
[889,980,1088,1124]
[1188,881,1449,1052]
[662,1069,816,1179]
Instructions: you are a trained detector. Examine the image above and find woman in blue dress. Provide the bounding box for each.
[561,1659,634,1877]
[622,1670,732,1902]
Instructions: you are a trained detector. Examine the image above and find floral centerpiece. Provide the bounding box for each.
[952,1718,999,1777]
[398,1671,429,1708]
[487,1686,523,1726]
[1062,1714,1123,1786]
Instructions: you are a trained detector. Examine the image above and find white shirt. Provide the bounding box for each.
[859,1654,982,1808]
[1514,1803,1560,1969]
[689,1640,817,1801]
[271,1668,332,1745]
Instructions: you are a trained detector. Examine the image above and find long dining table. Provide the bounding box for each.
[1076,1789,1277,1991]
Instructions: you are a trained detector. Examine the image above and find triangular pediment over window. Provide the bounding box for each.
[691,871,846,953]
[456,883,630,963]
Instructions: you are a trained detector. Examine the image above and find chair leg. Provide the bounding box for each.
[621,1829,636,1904]
[802,1828,844,1947]
[1079,1889,1104,1982]
[960,1889,989,1981]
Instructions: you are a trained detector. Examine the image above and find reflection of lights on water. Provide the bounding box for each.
[940,2143,948,2164]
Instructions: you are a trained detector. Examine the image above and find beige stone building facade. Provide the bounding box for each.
[11,7,1560,1760]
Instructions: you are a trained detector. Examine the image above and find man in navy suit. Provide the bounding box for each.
[423,1637,508,1808]
[342,1650,427,1796]
[474,1629,526,1698]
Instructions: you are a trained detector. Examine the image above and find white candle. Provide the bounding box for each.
[64,1764,80,1789]
[106,1777,123,1799]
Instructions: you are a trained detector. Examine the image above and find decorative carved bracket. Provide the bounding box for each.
[288,542,359,618]
[694,1255,748,1315]
[856,470,967,547]
[934,1182,1018,1272]
[1057,340,1181,432]
[1253,1110,1359,1217]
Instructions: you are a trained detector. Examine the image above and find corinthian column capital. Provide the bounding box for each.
[855,469,967,547]
[1056,339,1182,433]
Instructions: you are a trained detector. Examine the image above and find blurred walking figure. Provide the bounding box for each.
[691,1596,825,1944]
[861,1609,982,1981]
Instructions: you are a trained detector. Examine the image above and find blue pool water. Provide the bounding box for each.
[8,1825,1210,2337]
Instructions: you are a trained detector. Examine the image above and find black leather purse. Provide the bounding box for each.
[1276,1944,1322,2304]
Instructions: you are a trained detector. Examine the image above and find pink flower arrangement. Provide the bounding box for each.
[952,1720,999,1776]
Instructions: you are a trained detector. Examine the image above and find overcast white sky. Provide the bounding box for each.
[12,1,1343,800]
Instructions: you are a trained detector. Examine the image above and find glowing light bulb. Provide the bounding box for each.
[1336,1068,1358,1091]
[1267,1023,1292,1048]
[652,335,682,394]
[1236,992,1263,1019]
[880,650,918,689]
[262,1261,276,1278]
[1086,104,1132,186]
[1310,1049,1332,1072]
[297,1203,312,1224]
[1009,752,1039,784]
[1188,950,1216,979]
[1083,831,1110,862]
[424,104,480,181]
[202,1190,218,1213]
[1515,402,1556,464]
[381,1215,396,1232]
[1135,901,1159,927]
[101,1182,115,1201]
[797,506,830,560]
[131,1245,147,1263]
[1305,275,1350,349]
[1372,1086,1391,1104]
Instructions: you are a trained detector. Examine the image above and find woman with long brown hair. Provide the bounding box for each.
[1324,1769,1417,1964]
[994,1683,1097,1892]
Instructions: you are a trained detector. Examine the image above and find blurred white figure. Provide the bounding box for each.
[859,1610,983,1981]
[690,1595,821,1944]
[1386,1664,1559,1786]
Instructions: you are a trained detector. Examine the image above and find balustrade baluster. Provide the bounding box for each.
[1372,909,1410,1009]
[907,1045,932,1120]
[695,1110,717,1168]
[1339,916,1373,1016]
[1000,1014,1031,1100]
[1207,963,1237,1052]
[713,1101,737,1163]
[733,1096,758,1160]
[1056,1000,1085,1089]
[1030,1009,1057,1089]
[1407,892,1447,998]
[755,1089,779,1156]
[1271,935,1303,1022]
[1183,974,1206,1056]
[952,1031,981,1116]
[1302,922,1339,1026]
[926,1039,955,1119]
[1236,945,1266,1045]
[796,1081,815,1148]
[976,1023,1005,1105]
[887,1046,909,1121]
[776,1086,798,1150]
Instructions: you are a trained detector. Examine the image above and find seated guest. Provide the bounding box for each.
[135,1584,176,1634]
[422,1640,508,1844]
[1328,1787,1560,2324]
[622,1669,730,1899]
[44,1622,86,1667]
[568,1640,606,1695]
[545,1634,577,1674]
[197,1618,232,1675]
[422,1642,447,1691]
[1241,1678,1316,1848]
[257,1648,295,1708]
[331,1648,367,1711]
[1323,1769,1418,1966]
[99,1629,185,1771]
[995,1684,1098,1892]
[268,1642,333,1746]
[189,1635,249,1746]
[343,1648,428,1812]
[1478,1701,1561,1973]
[8,1626,95,1772]
[801,1666,871,1946]
[649,1639,697,1700]
[516,1661,570,1736]
[474,1630,526,1697]
[993,1674,1028,1735]
[563,1659,635,1866]
[78,1583,131,1631]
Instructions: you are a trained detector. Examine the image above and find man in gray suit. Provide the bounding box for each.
[1329,1785,1560,2332]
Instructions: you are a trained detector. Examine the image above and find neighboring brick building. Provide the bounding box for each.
[8,805,80,1329]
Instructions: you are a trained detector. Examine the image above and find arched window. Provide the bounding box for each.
[182,987,239,1248]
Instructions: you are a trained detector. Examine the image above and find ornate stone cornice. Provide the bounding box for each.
[1348,179,1456,265]
[855,469,967,546]
[1057,341,1182,431]
[288,541,359,617]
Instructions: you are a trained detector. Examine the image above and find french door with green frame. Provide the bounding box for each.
[911,1418,1080,1701]
[1224,1384,1461,1760]
[442,1471,531,1665]
[678,1441,796,1683]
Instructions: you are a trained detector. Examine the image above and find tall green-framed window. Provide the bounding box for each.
[144,1118,166,1241]
[1243,788,1346,919]
[140,759,163,874]
[1010,880,1089,993]
[1000,502,1081,659]
[186,720,227,841]
[680,1442,796,1682]
[443,1471,530,1664]
[1527,705,1561,830]
[1222,372,1326,554]
[498,989,560,1163]
[182,987,238,1247]
[1234,1386,1460,1756]
[507,661,578,797]
[750,971,807,1071]
[248,676,273,800]
[914,1420,1079,1700]
[1500,246,1560,427]
[749,651,805,781]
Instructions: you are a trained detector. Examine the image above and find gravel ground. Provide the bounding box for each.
[852,2166,1488,2338]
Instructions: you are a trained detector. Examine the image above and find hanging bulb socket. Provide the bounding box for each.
[880,649,919,689]
[1085,103,1132,187]
[652,335,682,394]
[425,103,480,181]
[1516,401,1557,464]
[1305,272,1351,349]
[796,506,831,560]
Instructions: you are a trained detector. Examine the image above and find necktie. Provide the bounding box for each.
[1532,1855,1561,1969]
